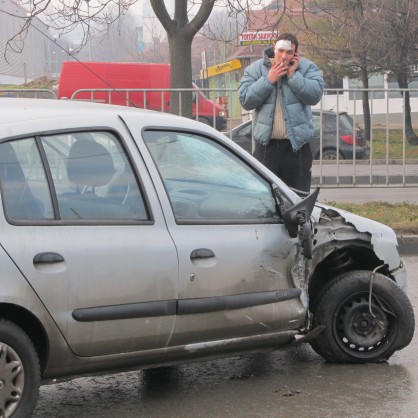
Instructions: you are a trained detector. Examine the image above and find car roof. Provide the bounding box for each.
[312,109,348,116]
[0,98,213,133]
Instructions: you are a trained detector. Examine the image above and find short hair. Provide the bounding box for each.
[276,33,298,52]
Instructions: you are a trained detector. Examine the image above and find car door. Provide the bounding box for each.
[0,129,178,357]
[138,128,306,346]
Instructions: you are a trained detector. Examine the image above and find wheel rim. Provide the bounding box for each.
[333,293,395,359]
[0,343,24,418]
[323,152,337,160]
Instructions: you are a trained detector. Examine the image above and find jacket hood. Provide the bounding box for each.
[264,46,275,58]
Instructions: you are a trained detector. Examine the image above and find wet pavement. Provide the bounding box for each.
[33,255,418,418]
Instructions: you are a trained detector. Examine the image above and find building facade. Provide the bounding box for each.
[0,0,50,84]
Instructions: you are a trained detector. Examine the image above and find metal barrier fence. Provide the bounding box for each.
[70,87,230,131]
[0,89,57,99]
[1,87,417,188]
[314,88,418,188]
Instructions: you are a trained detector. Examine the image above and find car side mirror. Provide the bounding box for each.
[282,187,320,259]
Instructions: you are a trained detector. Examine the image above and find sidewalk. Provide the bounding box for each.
[312,160,418,187]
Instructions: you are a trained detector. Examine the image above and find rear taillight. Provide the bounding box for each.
[340,135,358,145]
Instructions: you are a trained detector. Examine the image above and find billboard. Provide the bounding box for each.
[239,31,278,46]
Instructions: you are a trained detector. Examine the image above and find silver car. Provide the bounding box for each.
[0,99,414,418]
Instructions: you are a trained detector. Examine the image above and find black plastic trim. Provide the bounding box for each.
[72,300,177,322]
[72,289,302,322]
[178,289,302,315]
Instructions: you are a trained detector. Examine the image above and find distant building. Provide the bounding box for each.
[0,0,52,84]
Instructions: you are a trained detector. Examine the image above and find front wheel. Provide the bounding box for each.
[310,271,415,363]
[0,320,41,418]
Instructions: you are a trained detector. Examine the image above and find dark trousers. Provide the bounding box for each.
[253,140,312,193]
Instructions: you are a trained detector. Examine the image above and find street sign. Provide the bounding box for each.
[200,59,242,79]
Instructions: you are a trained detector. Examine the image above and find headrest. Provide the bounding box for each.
[0,142,25,186]
[67,140,114,187]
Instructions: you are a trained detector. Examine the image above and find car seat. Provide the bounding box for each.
[59,140,123,219]
[0,142,44,220]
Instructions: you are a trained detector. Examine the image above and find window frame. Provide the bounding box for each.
[0,127,154,226]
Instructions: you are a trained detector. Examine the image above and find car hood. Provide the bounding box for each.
[313,202,401,270]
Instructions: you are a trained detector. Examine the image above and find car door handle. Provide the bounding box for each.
[33,252,65,264]
[190,248,215,260]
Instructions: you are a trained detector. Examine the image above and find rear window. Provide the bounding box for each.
[338,113,355,130]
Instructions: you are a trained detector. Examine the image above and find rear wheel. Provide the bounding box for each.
[310,271,415,363]
[0,320,40,418]
[321,149,341,160]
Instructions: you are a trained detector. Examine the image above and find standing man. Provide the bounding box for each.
[238,33,324,194]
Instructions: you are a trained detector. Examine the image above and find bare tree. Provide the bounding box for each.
[301,0,418,144]
[3,0,247,118]
[141,13,170,63]
[368,0,418,144]
[149,0,216,118]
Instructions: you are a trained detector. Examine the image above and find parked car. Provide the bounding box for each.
[224,110,369,160]
[0,99,413,417]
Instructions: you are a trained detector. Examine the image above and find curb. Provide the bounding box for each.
[397,235,418,256]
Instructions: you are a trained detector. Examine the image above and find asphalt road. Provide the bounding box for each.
[33,255,418,418]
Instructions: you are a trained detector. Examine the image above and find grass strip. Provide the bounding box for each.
[325,201,418,234]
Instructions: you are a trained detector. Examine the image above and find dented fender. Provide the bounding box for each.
[312,203,401,270]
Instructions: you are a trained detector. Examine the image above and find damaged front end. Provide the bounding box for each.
[278,188,413,362]
[310,203,407,292]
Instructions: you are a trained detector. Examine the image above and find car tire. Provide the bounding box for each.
[196,117,211,126]
[321,149,342,160]
[310,270,415,363]
[0,319,41,418]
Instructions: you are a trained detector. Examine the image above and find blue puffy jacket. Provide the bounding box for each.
[238,46,324,151]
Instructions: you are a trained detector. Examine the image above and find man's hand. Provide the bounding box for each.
[287,52,300,76]
[268,60,288,83]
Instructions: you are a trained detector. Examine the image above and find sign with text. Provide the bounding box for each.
[200,59,242,79]
[239,31,278,46]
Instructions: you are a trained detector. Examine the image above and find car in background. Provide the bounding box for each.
[224,110,369,160]
[0,99,412,417]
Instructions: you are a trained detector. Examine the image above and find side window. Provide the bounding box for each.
[143,131,278,223]
[0,139,53,221]
[41,131,149,221]
[312,114,321,132]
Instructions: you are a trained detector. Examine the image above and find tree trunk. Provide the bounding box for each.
[150,0,215,122]
[360,66,371,141]
[168,32,193,119]
[397,71,418,145]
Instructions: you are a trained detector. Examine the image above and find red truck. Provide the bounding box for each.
[57,61,227,130]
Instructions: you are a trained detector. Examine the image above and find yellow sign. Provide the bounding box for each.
[201,59,242,79]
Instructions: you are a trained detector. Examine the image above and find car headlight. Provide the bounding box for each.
[218,111,225,118]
